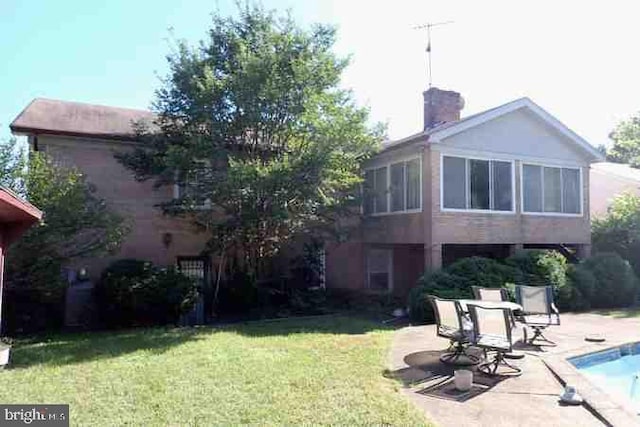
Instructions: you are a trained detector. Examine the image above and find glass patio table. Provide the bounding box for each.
[456,299,523,313]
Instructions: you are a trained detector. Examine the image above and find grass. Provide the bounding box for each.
[1,315,429,426]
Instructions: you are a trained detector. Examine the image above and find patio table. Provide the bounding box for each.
[456,299,523,313]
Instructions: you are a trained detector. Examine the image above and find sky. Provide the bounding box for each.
[2,0,640,148]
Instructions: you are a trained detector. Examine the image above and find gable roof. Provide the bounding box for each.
[381,97,605,162]
[10,98,157,141]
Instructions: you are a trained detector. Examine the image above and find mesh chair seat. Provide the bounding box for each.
[439,319,474,341]
[476,334,511,351]
[521,314,559,326]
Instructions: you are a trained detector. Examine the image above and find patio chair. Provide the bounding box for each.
[467,304,522,376]
[472,286,509,302]
[514,285,560,346]
[428,295,479,365]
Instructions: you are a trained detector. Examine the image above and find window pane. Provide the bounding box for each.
[523,165,542,212]
[543,167,562,212]
[406,159,421,210]
[470,159,490,210]
[443,156,466,209]
[390,163,405,212]
[363,170,374,215]
[562,168,581,214]
[374,167,388,213]
[492,161,512,211]
[368,249,391,290]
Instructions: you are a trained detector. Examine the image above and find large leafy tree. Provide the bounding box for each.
[0,139,128,333]
[607,113,640,167]
[118,5,383,282]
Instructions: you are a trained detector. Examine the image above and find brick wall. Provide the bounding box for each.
[38,135,210,280]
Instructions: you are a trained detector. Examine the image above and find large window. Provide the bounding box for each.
[364,157,421,215]
[367,248,392,291]
[442,155,513,212]
[522,164,581,215]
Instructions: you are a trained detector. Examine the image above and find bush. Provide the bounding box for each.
[445,256,517,289]
[506,249,567,289]
[592,193,640,277]
[581,252,640,309]
[408,271,470,324]
[95,260,199,328]
[556,263,593,311]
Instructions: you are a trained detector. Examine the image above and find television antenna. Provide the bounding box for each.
[414,21,454,87]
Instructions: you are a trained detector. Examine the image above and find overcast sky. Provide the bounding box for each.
[2,0,639,147]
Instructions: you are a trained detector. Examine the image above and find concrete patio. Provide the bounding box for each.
[388,312,640,426]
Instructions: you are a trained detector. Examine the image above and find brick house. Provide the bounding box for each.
[10,98,212,287]
[10,89,604,304]
[590,161,640,219]
[325,87,604,297]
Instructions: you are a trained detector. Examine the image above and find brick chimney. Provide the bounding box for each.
[423,87,464,130]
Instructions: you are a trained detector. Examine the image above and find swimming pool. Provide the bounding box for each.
[569,342,640,413]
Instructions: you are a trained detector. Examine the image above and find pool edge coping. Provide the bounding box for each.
[543,343,640,427]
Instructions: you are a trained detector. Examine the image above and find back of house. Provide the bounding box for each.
[325,87,603,297]
[10,89,604,315]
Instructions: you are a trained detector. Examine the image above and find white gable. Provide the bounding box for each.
[429,98,603,164]
[438,108,588,163]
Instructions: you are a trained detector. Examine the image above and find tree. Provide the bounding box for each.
[1,139,128,333]
[607,113,640,167]
[592,192,640,275]
[118,4,383,287]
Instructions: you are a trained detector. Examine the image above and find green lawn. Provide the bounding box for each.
[1,315,428,426]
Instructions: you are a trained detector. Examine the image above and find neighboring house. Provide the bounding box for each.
[590,161,640,219]
[325,87,604,297]
[10,99,211,287]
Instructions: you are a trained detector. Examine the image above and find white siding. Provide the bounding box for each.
[441,108,589,164]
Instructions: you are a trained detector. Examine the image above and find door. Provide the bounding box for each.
[177,256,211,324]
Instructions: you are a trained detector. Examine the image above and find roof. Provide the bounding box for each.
[591,162,640,182]
[380,97,605,162]
[0,186,43,245]
[10,98,157,141]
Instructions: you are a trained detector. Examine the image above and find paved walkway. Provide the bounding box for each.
[388,312,640,427]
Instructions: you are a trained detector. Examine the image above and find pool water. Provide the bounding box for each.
[570,343,640,412]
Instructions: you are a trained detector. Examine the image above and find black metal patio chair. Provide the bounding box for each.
[428,295,479,365]
[515,285,560,346]
[467,303,522,376]
[472,286,509,302]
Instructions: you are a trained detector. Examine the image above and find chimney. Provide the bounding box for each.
[423,87,464,130]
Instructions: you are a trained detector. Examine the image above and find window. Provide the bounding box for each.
[367,248,392,291]
[406,159,421,209]
[442,155,513,212]
[175,162,212,208]
[522,164,582,215]
[363,170,375,215]
[374,167,388,213]
[390,163,405,212]
[364,157,421,215]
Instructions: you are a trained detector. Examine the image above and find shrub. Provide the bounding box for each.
[592,193,640,276]
[408,271,470,324]
[445,256,517,289]
[581,252,640,308]
[506,249,567,289]
[95,260,199,328]
[556,263,594,311]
